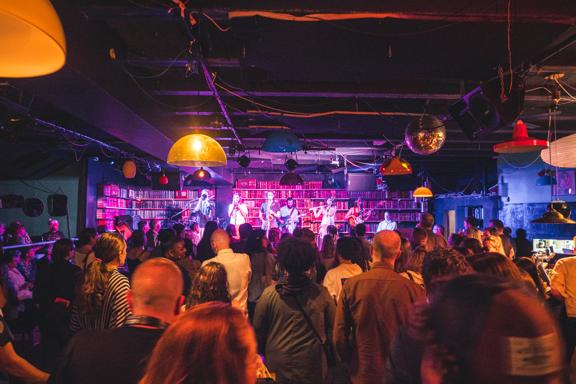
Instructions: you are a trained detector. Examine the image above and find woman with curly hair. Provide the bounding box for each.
[70,232,130,332]
[187,262,231,308]
[140,302,258,384]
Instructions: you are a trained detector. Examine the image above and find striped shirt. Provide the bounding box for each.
[70,270,131,332]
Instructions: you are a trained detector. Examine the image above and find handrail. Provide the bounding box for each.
[2,239,78,251]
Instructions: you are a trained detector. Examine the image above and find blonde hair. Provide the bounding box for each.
[77,232,126,315]
[483,235,505,256]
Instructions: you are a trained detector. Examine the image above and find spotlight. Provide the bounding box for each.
[109,159,115,166]
[238,155,251,168]
[90,156,100,162]
[192,167,211,181]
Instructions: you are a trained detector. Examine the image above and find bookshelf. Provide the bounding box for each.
[96,184,212,230]
[233,179,423,235]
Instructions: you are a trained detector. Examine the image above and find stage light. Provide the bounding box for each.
[191,167,211,181]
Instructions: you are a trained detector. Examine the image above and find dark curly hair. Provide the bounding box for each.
[188,262,231,307]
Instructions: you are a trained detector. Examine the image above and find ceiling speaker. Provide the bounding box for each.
[449,73,525,140]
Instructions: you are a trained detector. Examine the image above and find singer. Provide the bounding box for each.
[228,193,248,227]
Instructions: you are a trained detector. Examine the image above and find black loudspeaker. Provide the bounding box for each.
[449,73,525,140]
[47,194,68,216]
[23,198,44,217]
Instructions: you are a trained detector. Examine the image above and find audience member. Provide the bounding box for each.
[460,237,483,256]
[267,227,281,254]
[187,262,231,307]
[320,232,337,269]
[515,228,533,257]
[126,229,149,275]
[53,258,184,384]
[385,249,474,384]
[137,220,149,234]
[354,223,372,266]
[70,232,131,332]
[469,252,524,282]
[202,229,251,315]
[34,239,82,370]
[18,246,38,283]
[462,216,483,243]
[246,229,275,318]
[448,233,463,247]
[140,302,257,384]
[412,227,428,250]
[0,222,5,244]
[74,228,97,271]
[432,224,445,240]
[397,246,426,287]
[334,230,425,383]
[323,236,363,301]
[3,250,34,323]
[196,221,218,262]
[7,222,31,245]
[421,275,564,384]
[514,257,547,299]
[146,219,161,251]
[483,227,506,256]
[43,218,65,242]
[254,237,335,384]
[0,273,49,382]
[418,213,448,250]
[550,254,576,363]
[488,219,515,259]
[163,238,197,297]
[187,222,201,246]
[231,223,253,253]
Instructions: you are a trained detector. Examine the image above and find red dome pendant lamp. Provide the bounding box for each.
[493,120,549,154]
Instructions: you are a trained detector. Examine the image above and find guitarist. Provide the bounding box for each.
[259,191,280,235]
[345,197,366,231]
[279,197,300,234]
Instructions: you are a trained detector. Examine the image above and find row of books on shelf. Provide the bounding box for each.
[97,197,194,210]
[349,190,413,199]
[96,209,190,220]
[244,211,420,224]
[235,179,324,190]
[234,189,349,200]
[99,184,201,200]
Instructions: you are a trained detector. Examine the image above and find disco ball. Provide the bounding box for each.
[404,115,447,155]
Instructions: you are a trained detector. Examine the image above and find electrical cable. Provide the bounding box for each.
[123,48,186,79]
[201,12,231,32]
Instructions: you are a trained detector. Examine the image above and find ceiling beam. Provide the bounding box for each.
[151,89,554,103]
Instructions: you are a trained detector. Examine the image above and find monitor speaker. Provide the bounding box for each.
[47,194,68,216]
[449,73,525,140]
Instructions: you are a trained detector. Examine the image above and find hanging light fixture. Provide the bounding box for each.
[237,155,251,168]
[380,156,412,176]
[493,120,549,154]
[0,1,67,78]
[191,167,211,181]
[159,173,169,185]
[167,134,227,167]
[531,202,576,224]
[122,160,137,179]
[262,131,302,153]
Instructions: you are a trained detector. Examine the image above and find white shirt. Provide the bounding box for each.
[323,263,363,301]
[320,206,336,227]
[377,219,397,232]
[202,249,252,315]
[228,203,248,226]
[551,256,576,317]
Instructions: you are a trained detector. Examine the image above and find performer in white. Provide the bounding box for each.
[312,196,337,248]
[228,193,248,227]
[377,211,397,231]
[279,197,300,234]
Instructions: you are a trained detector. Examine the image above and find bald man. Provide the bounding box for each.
[203,229,251,315]
[334,230,425,384]
[52,259,184,384]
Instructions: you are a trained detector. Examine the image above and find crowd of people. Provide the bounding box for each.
[0,213,572,383]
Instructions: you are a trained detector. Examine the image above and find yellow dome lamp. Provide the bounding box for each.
[167,134,227,167]
[413,177,433,198]
[0,0,67,78]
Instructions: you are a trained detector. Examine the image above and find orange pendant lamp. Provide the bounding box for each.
[380,156,412,176]
[167,134,227,167]
[0,0,67,78]
[493,120,548,154]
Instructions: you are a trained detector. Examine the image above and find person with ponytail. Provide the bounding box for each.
[70,232,131,332]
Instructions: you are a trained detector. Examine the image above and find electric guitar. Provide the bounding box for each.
[347,201,384,227]
[278,213,307,230]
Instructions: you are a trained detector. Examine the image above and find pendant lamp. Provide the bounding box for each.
[413,185,433,198]
[531,203,576,224]
[122,160,137,179]
[167,134,227,167]
[0,0,66,77]
[262,131,302,153]
[493,120,548,154]
[380,156,412,176]
[191,167,211,181]
[280,172,304,186]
